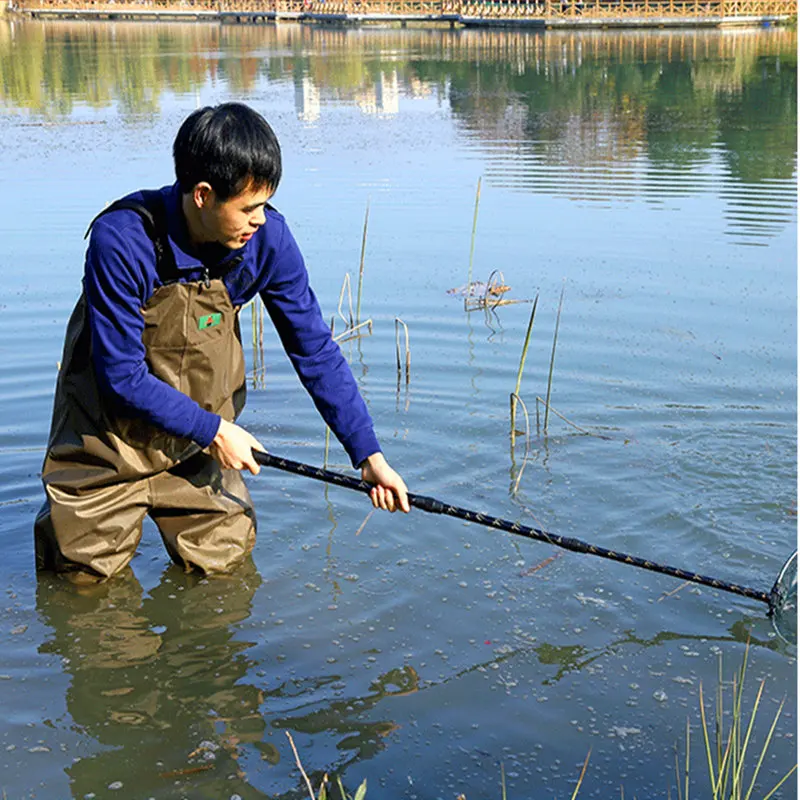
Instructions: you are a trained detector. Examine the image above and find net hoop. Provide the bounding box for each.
[769,551,797,645]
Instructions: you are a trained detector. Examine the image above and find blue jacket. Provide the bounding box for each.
[84,182,380,468]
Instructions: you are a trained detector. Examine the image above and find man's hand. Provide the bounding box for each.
[209,419,265,475]
[360,452,410,513]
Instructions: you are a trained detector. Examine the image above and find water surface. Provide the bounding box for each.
[0,20,796,799]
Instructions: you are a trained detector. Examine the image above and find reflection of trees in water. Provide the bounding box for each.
[426,614,785,692]
[35,565,419,798]
[0,21,794,185]
[444,30,796,179]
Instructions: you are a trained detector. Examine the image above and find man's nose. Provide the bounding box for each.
[252,206,266,227]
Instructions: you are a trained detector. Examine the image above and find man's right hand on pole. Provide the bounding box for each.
[209,419,265,474]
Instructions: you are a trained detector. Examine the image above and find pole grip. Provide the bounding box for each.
[254,450,445,514]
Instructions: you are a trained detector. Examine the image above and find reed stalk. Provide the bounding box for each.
[543,286,565,436]
[394,318,410,385]
[509,392,531,495]
[338,273,355,330]
[570,750,591,800]
[285,732,315,800]
[249,297,266,389]
[251,297,257,350]
[510,293,539,448]
[356,200,369,325]
[535,396,611,440]
[334,319,373,343]
[684,717,690,800]
[696,643,797,800]
[465,177,482,307]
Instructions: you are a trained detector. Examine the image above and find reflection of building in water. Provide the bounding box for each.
[354,70,399,116]
[376,70,399,115]
[293,70,400,121]
[408,76,433,100]
[296,75,321,123]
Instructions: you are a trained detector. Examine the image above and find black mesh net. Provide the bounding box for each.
[770,551,797,645]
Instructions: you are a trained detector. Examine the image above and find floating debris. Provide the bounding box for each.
[574,593,610,609]
[447,281,510,298]
[610,726,641,739]
[520,552,562,577]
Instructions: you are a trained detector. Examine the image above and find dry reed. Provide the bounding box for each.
[336,273,373,342]
[356,200,369,325]
[465,177,482,307]
[395,318,410,385]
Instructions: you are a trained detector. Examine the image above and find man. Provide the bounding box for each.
[35,102,409,582]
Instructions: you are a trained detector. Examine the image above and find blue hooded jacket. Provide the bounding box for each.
[83,182,380,468]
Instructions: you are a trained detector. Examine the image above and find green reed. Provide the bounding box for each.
[693,644,797,800]
[543,285,565,436]
[510,292,539,448]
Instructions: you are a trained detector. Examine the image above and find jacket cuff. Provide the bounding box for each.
[340,427,382,469]
[193,411,221,449]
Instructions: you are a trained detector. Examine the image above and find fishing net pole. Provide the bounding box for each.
[252,451,797,643]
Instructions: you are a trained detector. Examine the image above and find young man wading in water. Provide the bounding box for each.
[35,102,409,582]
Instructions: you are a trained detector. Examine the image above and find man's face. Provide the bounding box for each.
[195,182,273,250]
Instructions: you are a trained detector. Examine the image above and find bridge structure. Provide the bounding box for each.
[12,0,796,27]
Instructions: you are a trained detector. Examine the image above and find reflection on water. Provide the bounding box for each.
[0,16,795,799]
[34,564,789,797]
[1,21,795,242]
[36,564,426,796]
[37,565,265,796]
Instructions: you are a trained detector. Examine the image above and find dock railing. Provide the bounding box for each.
[14,0,797,20]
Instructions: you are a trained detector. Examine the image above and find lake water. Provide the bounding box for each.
[0,18,796,800]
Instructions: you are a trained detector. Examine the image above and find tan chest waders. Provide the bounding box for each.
[35,193,256,579]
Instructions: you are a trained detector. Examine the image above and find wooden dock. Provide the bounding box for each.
[12,0,796,27]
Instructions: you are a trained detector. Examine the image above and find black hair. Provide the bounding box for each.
[173,103,282,200]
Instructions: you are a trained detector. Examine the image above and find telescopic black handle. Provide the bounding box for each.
[253,450,446,513]
[252,450,774,608]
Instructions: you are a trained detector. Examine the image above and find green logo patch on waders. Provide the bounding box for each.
[198,313,222,330]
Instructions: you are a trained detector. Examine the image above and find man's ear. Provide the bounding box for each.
[191,182,214,210]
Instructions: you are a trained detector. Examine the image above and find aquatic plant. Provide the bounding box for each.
[287,732,367,800]
[510,293,539,448]
[335,272,373,343]
[282,643,795,800]
[691,644,797,800]
[248,296,266,389]
[509,392,532,495]
[465,176,482,303]
[543,284,565,436]
[356,200,369,326]
[394,317,410,386]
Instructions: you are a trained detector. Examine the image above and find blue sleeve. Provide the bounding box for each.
[84,220,221,448]
[260,224,381,468]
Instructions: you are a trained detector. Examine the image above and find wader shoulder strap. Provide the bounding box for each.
[84,191,180,282]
